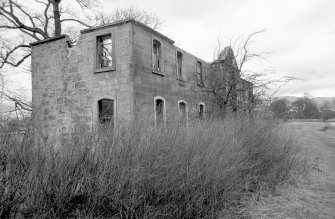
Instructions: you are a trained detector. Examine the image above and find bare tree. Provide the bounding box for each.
[0,0,94,68]
[0,0,92,114]
[205,30,296,115]
[95,6,163,30]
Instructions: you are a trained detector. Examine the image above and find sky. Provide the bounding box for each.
[2,0,335,98]
[100,0,335,97]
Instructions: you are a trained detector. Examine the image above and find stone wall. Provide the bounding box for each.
[31,19,253,144]
[31,22,134,144]
[131,23,213,122]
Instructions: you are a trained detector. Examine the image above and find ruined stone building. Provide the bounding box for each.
[31,19,252,140]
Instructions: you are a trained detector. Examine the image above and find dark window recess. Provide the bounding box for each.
[97,34,113,68]
[155,98,164,124]
[177,51,183,79]
[153,40,162,72]
[197,61,203,85]
[248,90,253,100]
[199,104,204,120]
[179,102,187,123]
[98,99,114,124]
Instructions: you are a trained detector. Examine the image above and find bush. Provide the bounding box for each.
[0,114,302,218]
[321,110,335,122]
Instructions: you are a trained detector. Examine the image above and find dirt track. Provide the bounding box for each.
[250,121,335,219]
[288,121,335,219]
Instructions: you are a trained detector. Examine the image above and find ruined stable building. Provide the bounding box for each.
[31,19,253,140]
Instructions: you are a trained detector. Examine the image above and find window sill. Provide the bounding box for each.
[94,66,115,73]
[152,70,164,76]
[177,78,186,82]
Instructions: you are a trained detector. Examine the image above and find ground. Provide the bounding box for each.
[250,121,335,219]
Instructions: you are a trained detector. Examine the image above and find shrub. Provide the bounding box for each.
[0,114,302,218]
[321,110,335,122]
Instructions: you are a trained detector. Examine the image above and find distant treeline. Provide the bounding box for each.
[270,94,335,121]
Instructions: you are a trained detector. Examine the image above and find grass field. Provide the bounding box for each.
[250,121,335,219]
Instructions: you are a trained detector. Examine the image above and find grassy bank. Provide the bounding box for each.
[0,114,304,218]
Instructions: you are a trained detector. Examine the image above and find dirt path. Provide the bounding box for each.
[250,121,335,219]
[289,121,335,218]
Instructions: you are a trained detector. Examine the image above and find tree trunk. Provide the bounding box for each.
[50,0,62,36]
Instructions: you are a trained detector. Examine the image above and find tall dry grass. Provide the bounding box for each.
[0,114,304,218]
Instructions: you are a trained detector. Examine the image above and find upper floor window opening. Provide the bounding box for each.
[248,89,253,101]
[244,89,249,100]
[97,34,113,69]
[197,61,203,86]
[177,51,183,80]
[152,40,162,72]
[237,93,242,102]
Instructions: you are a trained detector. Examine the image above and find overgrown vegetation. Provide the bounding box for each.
[0,114,305,218]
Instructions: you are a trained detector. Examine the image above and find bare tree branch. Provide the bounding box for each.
[0,90,32,112]
[0,0,49,38]
[60,18,91,28]
[0,44,31,68]
[43,1,51,35]
[96,6,164,30]
[236,29,267,71]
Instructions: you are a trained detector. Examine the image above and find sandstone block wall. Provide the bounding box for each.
[31,19,252,143]
[31,23,134,143]
[132,23,213,121]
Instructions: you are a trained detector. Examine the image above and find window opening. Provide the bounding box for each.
[197,61,203,85]
[178,101,187,124]
[97,34,113,68]
[155,98,165,124]
[98,98,114,125]
[177,51,183,79]
[199,103,205,120]
[153,40,162,72]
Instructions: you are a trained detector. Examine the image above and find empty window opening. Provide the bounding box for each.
[97,34,113,68]
[177,51,183,79]
[248,89,253,100]
[237,93,242,102]
[178,101,188,124]
[154,97,165,125]
[199,103,205,120]
[98,99,114,125]
[197,61,203,85]
[244,89,249,99]
[153,40,162,72]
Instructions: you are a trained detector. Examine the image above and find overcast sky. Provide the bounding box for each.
[101,0,335,97]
